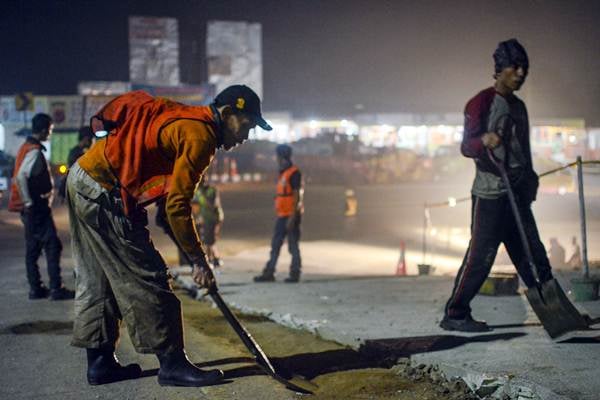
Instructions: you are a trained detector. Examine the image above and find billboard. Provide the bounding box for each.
[207,21,263,99]
[129,16,180,86]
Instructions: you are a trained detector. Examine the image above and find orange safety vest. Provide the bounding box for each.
[90,91,217,215]
[275,165,301,217]
[8,140,42,212]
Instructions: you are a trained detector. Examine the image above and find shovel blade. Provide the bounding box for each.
[209,291,315,394]
[525,279,589,338]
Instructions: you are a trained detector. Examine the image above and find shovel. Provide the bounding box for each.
[164,230,315,394]
[487,148,589,338]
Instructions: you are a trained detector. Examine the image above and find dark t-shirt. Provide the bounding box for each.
[68,145,86,167]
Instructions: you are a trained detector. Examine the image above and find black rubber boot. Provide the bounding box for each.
[439,315,491,332]
[157,350,224,387]
[253,272,275,282]
[50,286,75,300]
[29,284,49,300]
[86,348,142,385]
[284,274,300,283]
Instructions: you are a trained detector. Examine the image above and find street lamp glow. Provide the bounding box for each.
[448,197,457,207]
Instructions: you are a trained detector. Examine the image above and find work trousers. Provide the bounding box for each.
[21,202,63,290]
[264,215,302,277]
[444,195,553,319]
[66,163,184,353]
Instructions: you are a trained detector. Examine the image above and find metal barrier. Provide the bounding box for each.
[420,158,600,275]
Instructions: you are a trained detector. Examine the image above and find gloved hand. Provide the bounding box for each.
[192,260,216,290]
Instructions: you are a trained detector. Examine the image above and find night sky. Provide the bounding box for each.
[3,0,600,124]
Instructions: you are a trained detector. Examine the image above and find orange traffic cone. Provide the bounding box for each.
[396,240,407,276]
[230,158,240,182]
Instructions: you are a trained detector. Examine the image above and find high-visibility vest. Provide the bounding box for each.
[89,90,217,215]
[8,139,50,212]
[275,165,300,217]
[194,186,221,224]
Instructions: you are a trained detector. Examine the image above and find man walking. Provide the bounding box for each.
[66,85,271,386]
[254,144,304,283]
[8,113,74,300]
[440,39,554,332]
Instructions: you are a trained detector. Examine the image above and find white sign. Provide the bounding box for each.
[207,21,263,99]
[129,16,180,86]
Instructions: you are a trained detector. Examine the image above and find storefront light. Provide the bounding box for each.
[569,135,577,144]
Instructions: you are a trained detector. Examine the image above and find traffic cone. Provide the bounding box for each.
[230,158,240,182]
[396,240,407,276]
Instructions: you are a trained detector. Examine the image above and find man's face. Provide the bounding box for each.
[497,65,528,92]
[277,155,289,170]
[40,123,54,141]
[222,110,256,151]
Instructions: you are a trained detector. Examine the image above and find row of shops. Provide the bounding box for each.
[255,113,595,161]
[0,92,597,166]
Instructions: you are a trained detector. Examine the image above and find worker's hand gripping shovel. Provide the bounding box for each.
[167,233,315,394]
[486,148,590,338]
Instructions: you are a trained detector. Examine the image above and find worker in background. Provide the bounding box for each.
[192,175,224,269]
[254,144,304,283]
[58,126,95,200]
[68,126,95,167]
[344,188,358,217]
[8,113,74,300]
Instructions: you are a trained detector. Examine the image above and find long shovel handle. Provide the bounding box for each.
[162,227,272,368]
[163,227,314,394]
[486,148,540,283]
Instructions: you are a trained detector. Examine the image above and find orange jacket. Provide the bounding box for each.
[8,140,42,212]
[89,91,217,215]
[275,165,301,217]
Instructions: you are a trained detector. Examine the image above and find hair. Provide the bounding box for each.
[493,38,529,74]
[31,113,52,134]
[276,144,292,159]
[78,126,94,141]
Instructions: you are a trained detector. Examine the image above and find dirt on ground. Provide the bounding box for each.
[179,290,473,400]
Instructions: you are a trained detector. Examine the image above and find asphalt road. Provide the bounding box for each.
[218,177,600,264]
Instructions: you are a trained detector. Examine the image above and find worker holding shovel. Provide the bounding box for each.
[440,39,555,332]
[66,85,271,386]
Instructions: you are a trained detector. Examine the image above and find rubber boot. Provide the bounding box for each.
[28,284,49,299]
[157,350,224,387]
[86,348,142,385]
[253,268,275,282]
[50,286,75,300]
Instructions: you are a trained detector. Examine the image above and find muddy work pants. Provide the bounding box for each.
[66,162,184,353]
[444,195,553,319]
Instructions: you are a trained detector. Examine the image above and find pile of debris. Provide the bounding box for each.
[392,358,540,400]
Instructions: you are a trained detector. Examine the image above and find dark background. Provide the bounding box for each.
[2,0,600,124]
